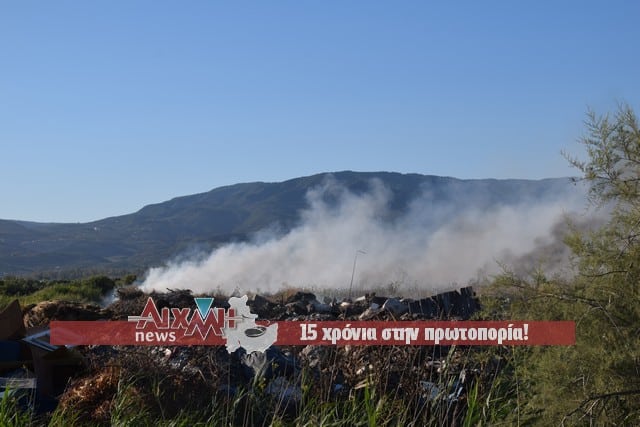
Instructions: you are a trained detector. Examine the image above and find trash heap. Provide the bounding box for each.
[0,300,91,413]
[250,286,479,320]
[1,286,482,425]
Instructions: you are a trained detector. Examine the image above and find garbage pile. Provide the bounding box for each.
[1,287,481,425]
[255,286,479,320]
[0,300,87,414]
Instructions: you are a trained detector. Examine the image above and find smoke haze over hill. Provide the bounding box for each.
[141,176,592,295]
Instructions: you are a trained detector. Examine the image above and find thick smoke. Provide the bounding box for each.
[141,177,592,295]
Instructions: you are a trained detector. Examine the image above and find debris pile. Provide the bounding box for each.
[0,286,481,424]
[0,300,85,414]
[249,286,479,321]
[23,301,110,328]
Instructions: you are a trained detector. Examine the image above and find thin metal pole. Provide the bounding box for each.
[348,250,366,300]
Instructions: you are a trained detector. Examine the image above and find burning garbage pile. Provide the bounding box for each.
[1,286,487,425]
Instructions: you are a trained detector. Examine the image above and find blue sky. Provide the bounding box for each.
[1,1,639,222]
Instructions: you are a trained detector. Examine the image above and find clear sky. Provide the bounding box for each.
[1,1,639,223]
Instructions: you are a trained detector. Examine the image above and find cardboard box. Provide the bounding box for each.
[0,300,26,340]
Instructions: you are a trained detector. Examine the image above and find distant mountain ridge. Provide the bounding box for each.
[0,171,574,276]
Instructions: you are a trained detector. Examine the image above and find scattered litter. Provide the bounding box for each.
[359,303,381,320]
[382,298,409,317]
[420,381,440,401]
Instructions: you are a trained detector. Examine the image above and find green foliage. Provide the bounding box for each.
[121,274,138,286]
[0,277,46,296]
[482,105,640,425]
[566,105,640,208]
[0,275,116,308]
[0,390,32,427]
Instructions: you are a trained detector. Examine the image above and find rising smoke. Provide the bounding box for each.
[141,177,594,295]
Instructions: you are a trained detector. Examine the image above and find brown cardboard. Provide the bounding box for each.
[0,299,83,397]
[0,300,26,340]
[28,346,84,397]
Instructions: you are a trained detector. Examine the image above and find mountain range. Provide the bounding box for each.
[0,171,574,277]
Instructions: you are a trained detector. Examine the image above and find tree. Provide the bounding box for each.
[486,105,640,425]
[567,105,640,209]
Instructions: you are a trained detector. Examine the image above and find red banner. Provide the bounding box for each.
[51,320,575,346]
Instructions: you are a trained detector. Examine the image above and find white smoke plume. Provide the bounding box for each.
[141,177,591,295]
